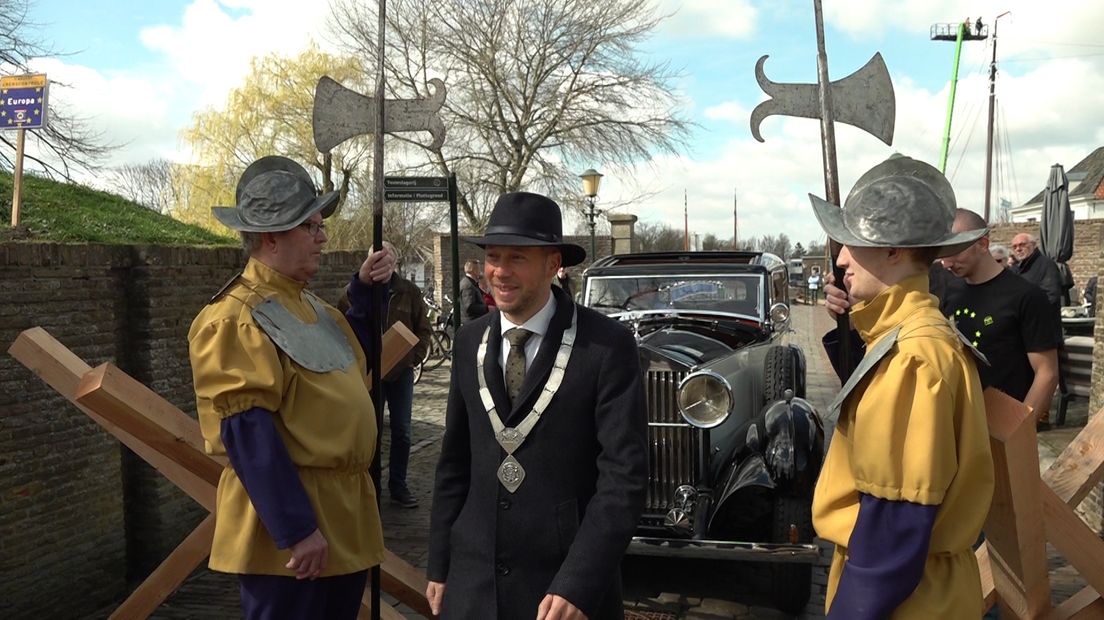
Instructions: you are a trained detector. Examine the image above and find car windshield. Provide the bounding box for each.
[585,274,762,319]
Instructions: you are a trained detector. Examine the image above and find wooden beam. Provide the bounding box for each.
[977,544,996,611]
[358,588,408,620]
[1042,405,1104,506]
[75,364,224,488]
[108,515,215,620]
[381,549,434,619]
[8,328,216,510]
[982,388,1052,619]
[1042,484,1104,601]
[1051,586,1104,619]
[367,321,420,390]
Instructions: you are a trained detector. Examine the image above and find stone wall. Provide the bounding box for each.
[0,242,365,618]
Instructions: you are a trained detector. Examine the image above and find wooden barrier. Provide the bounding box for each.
[977,388,1104,618]
[9,325,432,619]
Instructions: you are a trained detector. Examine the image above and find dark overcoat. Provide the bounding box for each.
[428,285,648,619]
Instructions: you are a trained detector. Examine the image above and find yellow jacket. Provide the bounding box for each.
[812,274,994,618]
[188,258,384,576]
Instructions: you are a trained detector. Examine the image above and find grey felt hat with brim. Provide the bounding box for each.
[808,154,987,258]
[212,156,339,233]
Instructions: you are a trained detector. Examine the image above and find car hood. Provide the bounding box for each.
[639,328,743,368]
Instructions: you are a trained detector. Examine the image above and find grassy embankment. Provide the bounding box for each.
[0,170,234,245]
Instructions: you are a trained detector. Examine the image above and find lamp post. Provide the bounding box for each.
[579,168,603,259]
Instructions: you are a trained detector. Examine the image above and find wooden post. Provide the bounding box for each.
[11,127,25,227]
[980,388,1052,618]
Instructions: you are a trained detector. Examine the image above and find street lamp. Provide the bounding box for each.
[579,168,603,259]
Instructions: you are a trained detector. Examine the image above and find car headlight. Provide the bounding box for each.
[677,371,732,428]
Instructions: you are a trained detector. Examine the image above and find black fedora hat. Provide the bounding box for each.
[463,192,586,266]
[212,156,340,233]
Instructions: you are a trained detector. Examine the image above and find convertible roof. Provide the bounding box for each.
[584,251,786,277]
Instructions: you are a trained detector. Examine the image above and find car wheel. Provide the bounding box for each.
[769,495,814,615]
[763,345,797,404]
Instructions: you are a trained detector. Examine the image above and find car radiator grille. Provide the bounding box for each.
[645,369,700,512]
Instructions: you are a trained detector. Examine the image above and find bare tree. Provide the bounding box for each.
[634,221,682,253]
[0,0,114,178]
[752,233,792,259]
[330,0,689,230]
[106,158,177,212]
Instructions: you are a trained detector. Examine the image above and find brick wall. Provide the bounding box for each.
[0,242,365,618]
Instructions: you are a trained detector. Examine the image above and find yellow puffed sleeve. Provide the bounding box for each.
[190,318,285,453]
[849,352,957,506]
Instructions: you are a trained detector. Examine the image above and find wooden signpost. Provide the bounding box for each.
[8,325,434,620]
[2,73,49,228]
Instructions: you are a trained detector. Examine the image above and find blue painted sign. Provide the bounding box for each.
[1,74,49,130]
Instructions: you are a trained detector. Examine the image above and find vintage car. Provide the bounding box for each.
[582,251,826,614]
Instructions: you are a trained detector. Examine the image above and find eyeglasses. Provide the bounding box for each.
[298,221,327,237]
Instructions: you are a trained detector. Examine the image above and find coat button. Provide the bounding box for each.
[499,499,511,510]
[496,562,510,576]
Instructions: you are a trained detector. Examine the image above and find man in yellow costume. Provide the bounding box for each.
[808,155,994,618]
[188,156,394,619]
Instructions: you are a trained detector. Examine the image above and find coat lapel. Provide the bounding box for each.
[506,286,574,424]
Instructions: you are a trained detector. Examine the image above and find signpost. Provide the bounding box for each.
[2,73,49,228]
[383,176,449,202]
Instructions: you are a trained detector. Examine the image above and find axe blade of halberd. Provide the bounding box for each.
[750,52,895,146]
[312,76,448,153]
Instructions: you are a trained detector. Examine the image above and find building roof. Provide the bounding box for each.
[1024,146,1104,205]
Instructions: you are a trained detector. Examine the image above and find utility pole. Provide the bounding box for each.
[683,189,689,251]
[930,18,988,173]
[984,11,1011,223]
[733,187,739,250]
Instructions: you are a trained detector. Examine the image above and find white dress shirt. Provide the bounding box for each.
[499,292,557,379]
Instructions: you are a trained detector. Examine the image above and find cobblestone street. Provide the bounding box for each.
[99,302,1088,619]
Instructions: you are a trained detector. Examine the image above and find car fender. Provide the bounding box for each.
[707,451,775,534]
[763,396,824,495]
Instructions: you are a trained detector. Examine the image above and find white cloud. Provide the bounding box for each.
[139,0,332,108]
[659,0,758,39]
[703,101,749,123]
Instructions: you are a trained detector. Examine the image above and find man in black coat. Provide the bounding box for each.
[459,258,489,324]
[1011,232,1065,309]
[427,192,648,619]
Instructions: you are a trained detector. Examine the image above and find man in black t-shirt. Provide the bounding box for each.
[941,210,1061,427]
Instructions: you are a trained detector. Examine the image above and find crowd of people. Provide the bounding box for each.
[184,151,1087,619]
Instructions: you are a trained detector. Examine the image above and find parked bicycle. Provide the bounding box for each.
[414,294,454,382]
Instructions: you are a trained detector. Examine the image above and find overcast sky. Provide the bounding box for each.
[20,0,1104,247]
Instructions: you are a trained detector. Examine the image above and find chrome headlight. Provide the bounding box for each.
[769,302,790,328]
[677,371,733,428]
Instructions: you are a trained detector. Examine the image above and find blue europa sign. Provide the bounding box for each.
[1,74,49,130]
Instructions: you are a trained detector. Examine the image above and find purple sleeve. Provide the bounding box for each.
[827,493,938,619]
[345,273,388,361]
[822,328,865,384]
[222,407,317,549]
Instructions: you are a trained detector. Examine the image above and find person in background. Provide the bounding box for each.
[811,155,993,618]
[807,267,823,304]
[556,266,574,298]
[458,258,489,324]
[989,243,1012,268]
[1085,275,1098,317]
[338,241,432,509]
[188,156,393,619]
[1011,232,1065,309]
[941,211,1062,430]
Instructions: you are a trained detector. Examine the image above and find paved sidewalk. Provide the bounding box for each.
[90,302,1090,619]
